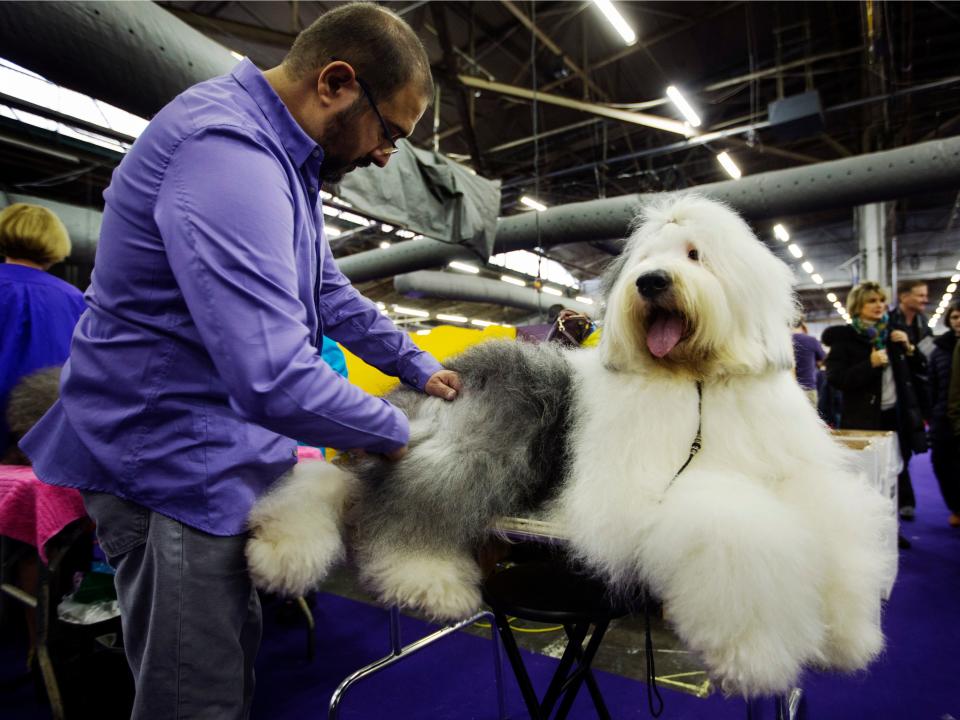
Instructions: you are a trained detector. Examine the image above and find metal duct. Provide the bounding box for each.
[0,192,101,264]
[394,271,594,315]
[0,1,235,119]
[340,135,960,282]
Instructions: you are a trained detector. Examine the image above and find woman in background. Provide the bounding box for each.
[0,203,85,461]
[929,300,960,527]
[824,281,927,546]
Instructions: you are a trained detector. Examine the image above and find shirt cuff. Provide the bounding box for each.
[400,352,445,391]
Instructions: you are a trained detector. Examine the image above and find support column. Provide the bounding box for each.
[855,202,891,289]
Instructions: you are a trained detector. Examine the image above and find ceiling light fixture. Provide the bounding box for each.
[576,296,595,305]
[592,0,637,46]
[773,224,790,242]
[788,244,803,258]
[541,286,563,296]
[436,313,468,323]
[801,261,814,274]
[827,293,838,303]
[379,241,391,249]
[470,319,496,327]
[324,225,342,237]
[448,261,480,274]
[811,273,824,285]
[665,86,701,127]
[520,196,548,212]
[392,305,429,318]
[716,151,742,180]
[500,275,526,287]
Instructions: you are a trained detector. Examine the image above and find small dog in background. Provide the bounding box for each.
[247,195,895,696]
[3,366,62,465]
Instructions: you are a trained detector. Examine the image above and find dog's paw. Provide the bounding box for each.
[246,517,345,597]
[703,630,808,697]
[360,550,481,622]
[245,461,355,596]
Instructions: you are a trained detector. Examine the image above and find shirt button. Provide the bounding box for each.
[309,186,317,194]
[292,448,298,458]
[312,149,320,158]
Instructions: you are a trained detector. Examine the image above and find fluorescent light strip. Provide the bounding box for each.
[575,296,594,305]
[948,283,958,293]
[392,305,429,318]
[541,286,563,296]
[416,329,431,336]
[716,151,742,179]
[324,225,342,237]
[322,206,340,217]
[379,241,391,249]
[470,319,496,327]
[773,224,790,242]
[520,196,547,212]
[827,292,838,303]
[448,261,480,274]
[338,211,371,226]
[801,261,814,274]
[592,0,637,45]
[436,313,468,323]
[665,86,701,128]
[811,273,824,285]
[788,244,803,259]
[500,275,526,287]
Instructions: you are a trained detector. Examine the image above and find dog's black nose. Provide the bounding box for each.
[636,271,671,298]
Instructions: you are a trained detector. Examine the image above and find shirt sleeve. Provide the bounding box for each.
[316,226,444,390]
[154,126,408,453]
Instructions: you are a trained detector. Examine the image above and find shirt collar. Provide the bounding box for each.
[232,59,321,169]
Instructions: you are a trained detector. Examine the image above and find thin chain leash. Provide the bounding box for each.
[661,381,703,498]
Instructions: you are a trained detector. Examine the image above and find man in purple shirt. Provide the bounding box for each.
[21,5,458,717]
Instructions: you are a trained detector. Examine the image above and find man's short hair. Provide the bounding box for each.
[284,2,433,105]
[845,280,887,319]
[0,203,71,265]
[897,279,927,297]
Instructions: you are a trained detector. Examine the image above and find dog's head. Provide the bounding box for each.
[599,194,798,379]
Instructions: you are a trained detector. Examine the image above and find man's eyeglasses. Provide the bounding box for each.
[356,76,400,156]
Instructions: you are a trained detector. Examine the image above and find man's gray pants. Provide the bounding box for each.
[82,491,262,720]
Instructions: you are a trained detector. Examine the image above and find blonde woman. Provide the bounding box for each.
[823,281,927,530]
[0,203,85,458]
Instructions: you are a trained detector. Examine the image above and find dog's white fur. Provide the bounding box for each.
[247,195,895,696]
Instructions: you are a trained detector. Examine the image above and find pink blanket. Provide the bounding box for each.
[0,465,87,564]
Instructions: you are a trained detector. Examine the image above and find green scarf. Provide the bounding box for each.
[852,313,889,350]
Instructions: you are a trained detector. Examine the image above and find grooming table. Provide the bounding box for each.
[0,464,93,720]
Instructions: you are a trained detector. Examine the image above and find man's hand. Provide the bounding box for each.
[384,445,408,462]
[424,369,462,401]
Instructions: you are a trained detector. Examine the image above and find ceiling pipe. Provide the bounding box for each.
[394,271,594,315]
[0,1,235,120]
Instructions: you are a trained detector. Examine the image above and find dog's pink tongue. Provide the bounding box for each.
[647,314,683,358]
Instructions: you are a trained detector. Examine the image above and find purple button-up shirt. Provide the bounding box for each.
[22,60,442,535]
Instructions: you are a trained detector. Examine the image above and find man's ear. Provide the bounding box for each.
[317,61,357,106]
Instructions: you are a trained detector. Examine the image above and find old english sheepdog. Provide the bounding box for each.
[246,195,895,696]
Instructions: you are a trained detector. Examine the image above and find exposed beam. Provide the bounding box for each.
[431,3,486,174]
[541,2,743,94]
[722,136,825,165]
[163,5,297,47]
[457,75,694,136]
[499,0,606,99]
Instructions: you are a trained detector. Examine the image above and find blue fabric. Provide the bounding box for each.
[320,335,349,379]
[0,263,85,451]
[21,59,442,536]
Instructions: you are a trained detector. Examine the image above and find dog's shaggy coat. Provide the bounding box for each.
[247,195,895,695]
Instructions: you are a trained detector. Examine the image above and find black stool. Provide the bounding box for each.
[482,560,628,720]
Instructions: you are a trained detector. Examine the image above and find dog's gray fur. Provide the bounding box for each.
[350,339,574,558]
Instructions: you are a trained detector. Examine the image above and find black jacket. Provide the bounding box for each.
[823,323,927,453]
[928,332,958,430]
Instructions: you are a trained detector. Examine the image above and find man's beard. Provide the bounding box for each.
[318,101,368,185]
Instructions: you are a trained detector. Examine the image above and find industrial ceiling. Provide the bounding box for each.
[1,1,959,329]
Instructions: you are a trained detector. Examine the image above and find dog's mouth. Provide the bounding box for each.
[645,309,689,358]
